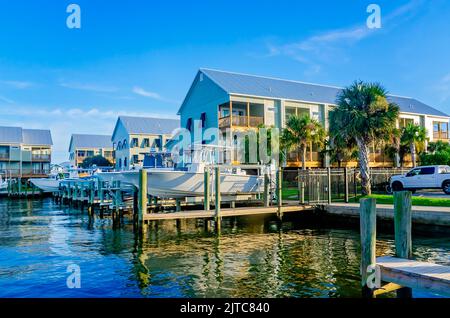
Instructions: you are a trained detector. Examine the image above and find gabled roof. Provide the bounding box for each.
[180,68,448,118]
[23,129,53,146]
[69,134,112,151]
[112,116,180,140]
[0,126,53,145]
[0,126,23,144]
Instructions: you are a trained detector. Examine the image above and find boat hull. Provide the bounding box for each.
[29,178,60,193]
[98,169,263,199]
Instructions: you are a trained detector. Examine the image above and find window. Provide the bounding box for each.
[399,118,414,128]
[87,151,94,157]
[117,142,122,150]
[143,138,150,148]
[433,121,448,140]
[439,166,450,174]
[222,109,230,117]
[201,112,207,127]
[419,167,435,175]
[118,158,122,168]
[131,138,139,148]
[186,118,193,132]
[124,157,128,168]
[406,168,421,177]
[133,155,139,164]
[123,139,128,149]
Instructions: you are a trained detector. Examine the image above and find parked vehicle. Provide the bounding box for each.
[389,165,450,194]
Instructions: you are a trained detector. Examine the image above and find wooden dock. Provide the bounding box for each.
[324,203,450,226]
[143,204,313,221]
[376,256,450,297]
[360,191,450,298]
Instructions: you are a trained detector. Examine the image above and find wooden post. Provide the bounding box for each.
[344,167,349,203]
[204,168,210,211]
[360,198,377,298]
[298,169,305,204]
[176,199,181,212]
[327,167,332,204]
[138,169,147,230]
[276,167,282,217]
[133,187,139,225]
[263,172,270,207]
[214,167,221,231]
[354,169,358,202]
[394,191,413,298]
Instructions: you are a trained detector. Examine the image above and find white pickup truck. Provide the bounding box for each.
[389,165,450,194]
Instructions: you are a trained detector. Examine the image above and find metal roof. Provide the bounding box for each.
[69,134,112,151]
[118,116,180,135]
[22,129,53,146]
[196,69,449,118]
[0,126,23,144]
[0,126,52,145]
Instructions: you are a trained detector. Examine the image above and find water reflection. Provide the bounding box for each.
[0,198,449,298]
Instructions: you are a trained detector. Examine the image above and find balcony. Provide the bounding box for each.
[0,153,9,160]
[32,154,51,162]
[219,115,264,129]
[433,132,448,141]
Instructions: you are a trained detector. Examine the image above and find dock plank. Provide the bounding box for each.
[376,256,450,296]
[143,204,313,221]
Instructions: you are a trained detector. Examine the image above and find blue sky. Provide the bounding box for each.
[1,0,450,163]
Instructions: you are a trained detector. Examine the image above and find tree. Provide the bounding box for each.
[281,114,326,170]
[328,111,358,167]
[81,155,112,168]
[428,140,450,153]
[401,123,427,167]
[333,81,399,195]
[384,127,402,168]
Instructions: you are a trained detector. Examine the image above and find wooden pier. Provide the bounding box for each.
[143,204,313,221]
[360,191,450,298]
[48,167,312,229]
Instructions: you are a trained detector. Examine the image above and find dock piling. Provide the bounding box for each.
[204,168,210,211]
[393,191,413,298]
[214,167,221,231]
[360,198,377,298]
[276,167,282,218]
[138,169,147,230]
[263,172,270,207]
[344,167,349,203]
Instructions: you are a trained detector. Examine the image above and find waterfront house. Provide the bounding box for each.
[68,134,114,168]
[178,69,450,168]
[111,116,179,170]
[0,126,52,178]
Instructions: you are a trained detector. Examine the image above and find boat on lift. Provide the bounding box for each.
[97,146,271,199]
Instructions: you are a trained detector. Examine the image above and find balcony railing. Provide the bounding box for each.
[0,169,51,177]
[32,154,51,161]
[433,132,448,140]
[219,115,264,128]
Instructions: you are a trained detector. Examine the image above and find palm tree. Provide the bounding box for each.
[401,123,427,167]
[281,114,326,170]
[385,127,402,168]
[333,81,399,195]
[329,111,358,167]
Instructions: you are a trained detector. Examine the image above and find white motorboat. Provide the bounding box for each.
[29,176,61,193]
[97,147,270,199]
[0,175,8,191]
[29,169,82,193]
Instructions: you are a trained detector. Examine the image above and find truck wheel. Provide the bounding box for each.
[392,182,403,192]
[443,181,450,195]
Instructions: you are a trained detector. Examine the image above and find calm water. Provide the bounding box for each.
[0,198,449,298]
